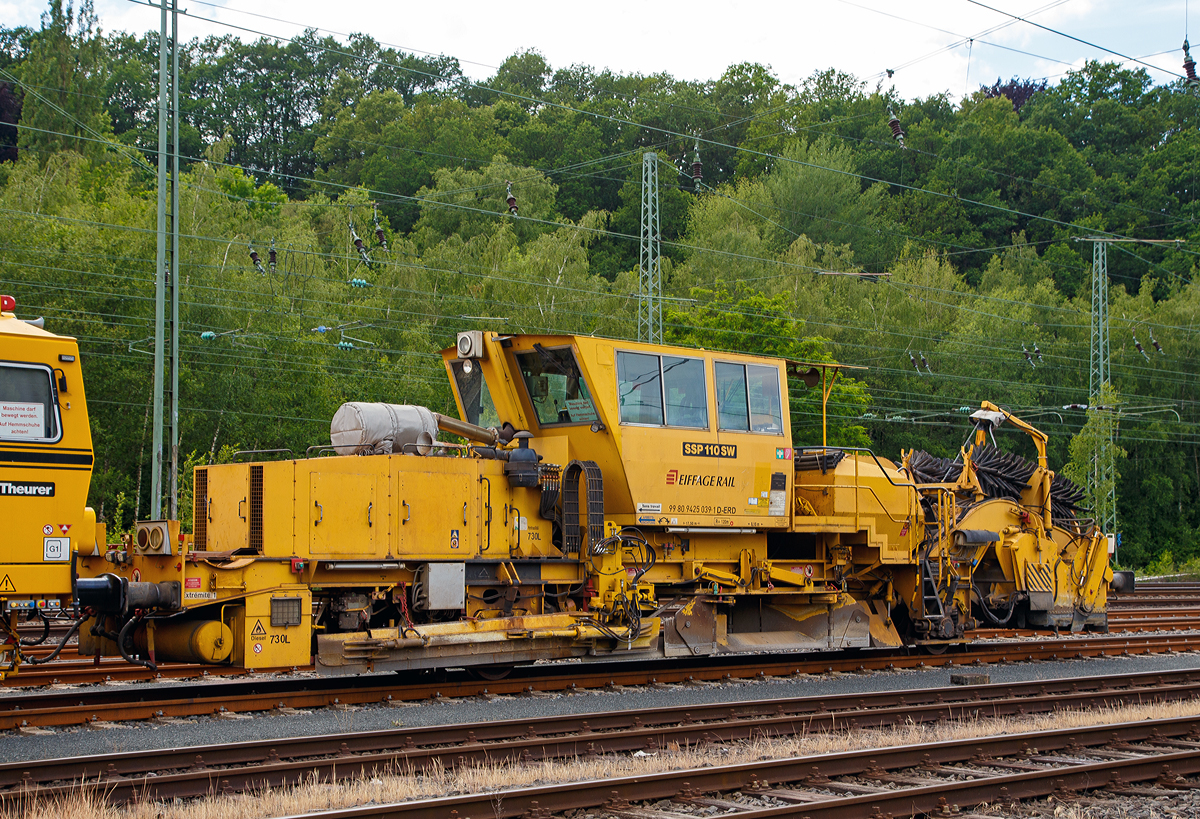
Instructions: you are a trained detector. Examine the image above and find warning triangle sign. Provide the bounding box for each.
[0,575,14,593]
[251,619,267,636]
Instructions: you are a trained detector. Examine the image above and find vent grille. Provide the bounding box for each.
[193,468,208,550]
[249,465,264,553]
[270,596,302,627]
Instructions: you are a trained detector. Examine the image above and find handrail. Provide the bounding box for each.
[796,446,920,491]
[232,448,293,461]
[789,482,913,525]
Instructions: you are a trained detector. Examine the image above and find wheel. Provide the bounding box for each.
[920,642,950,655]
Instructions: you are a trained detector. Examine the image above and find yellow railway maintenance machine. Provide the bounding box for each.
[65,330,1117,676]
[0,295,103,677]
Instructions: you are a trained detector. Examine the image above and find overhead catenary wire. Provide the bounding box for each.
[11,15,1200,429]
[964,0,1187,80]
[14,31,1200,285]
[81,0,1197,251]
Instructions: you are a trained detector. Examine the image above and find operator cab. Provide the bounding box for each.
[443,332,793,531]
[0,295,98,616]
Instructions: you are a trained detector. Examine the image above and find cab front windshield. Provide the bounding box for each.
[515,345,598,426]
[450,361,500,428]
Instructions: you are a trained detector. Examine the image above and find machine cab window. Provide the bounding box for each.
[617,351,708,428]
[0,362,61,443]
[450,360,501,428]
[514,345,598,426]
[715,361,783,434]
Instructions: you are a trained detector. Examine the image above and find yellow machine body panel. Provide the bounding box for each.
[792,452,920,565]
[64,329,1113,676]
[0,307,97,607]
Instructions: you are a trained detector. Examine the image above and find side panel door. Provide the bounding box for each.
[204,465,249,551]
[395,469,479,558]
[309,471,378,556]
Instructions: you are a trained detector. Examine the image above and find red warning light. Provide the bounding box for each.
[0,295,14,312]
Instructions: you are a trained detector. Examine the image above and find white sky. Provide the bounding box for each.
[5,0,1191,101]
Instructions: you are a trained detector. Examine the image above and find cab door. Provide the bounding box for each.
[714,360,791,525]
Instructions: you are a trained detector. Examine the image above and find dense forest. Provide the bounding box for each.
[2,1,1198,570]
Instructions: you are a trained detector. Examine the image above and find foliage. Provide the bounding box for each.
[980,76,1047,112]
[2,2,1199,569]
[15,0,112,162]
[664,288,872,447]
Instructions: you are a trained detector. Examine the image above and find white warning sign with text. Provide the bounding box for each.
[0,403,44,438]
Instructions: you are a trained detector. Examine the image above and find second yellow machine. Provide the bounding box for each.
[64,329,1118,675]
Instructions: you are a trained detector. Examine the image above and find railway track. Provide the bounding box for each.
[2,668,1197,807]
[288,713,1200,819]
[1,632,1198,730]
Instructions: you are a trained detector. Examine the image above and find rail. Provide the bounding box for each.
[4,669,1199,805]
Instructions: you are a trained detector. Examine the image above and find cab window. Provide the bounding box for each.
[617,351,708,428]
[715,362,783,434]
[0,362,61,442]
[514,346,598,426]
[450,361,500,428]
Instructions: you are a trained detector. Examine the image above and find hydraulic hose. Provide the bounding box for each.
[972,581,1017,626]
[117,614,157,672]
[26,617,84,665]
[19,610,51,646]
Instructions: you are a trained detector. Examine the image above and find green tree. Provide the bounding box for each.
[16,0,112,162]
[665,288,871,447]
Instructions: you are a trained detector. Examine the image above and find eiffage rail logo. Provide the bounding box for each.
[666,469,734,487]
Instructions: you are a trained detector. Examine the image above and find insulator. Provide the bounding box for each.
[691,141,702,183]
[349,278,372,288]
[200,331,216,341]
[249,247,265,274]
[353,240,371,265]
[375,227,388,251]
[1033,343,1043,362]
[312,325,331,333]
[1133,334,1149,361]
[1022,346,1036,367]
[1151,331,1164,354]
[337,341,354,351]
[909,353,920,372]
[268,244,277,271]
[887,110,906,148]
[506,181,518,215]
[1185,40,1198,84]
[349,221,372,264]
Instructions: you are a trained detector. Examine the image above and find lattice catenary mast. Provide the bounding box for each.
[638,152,661,344]
[151,0,181,519]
